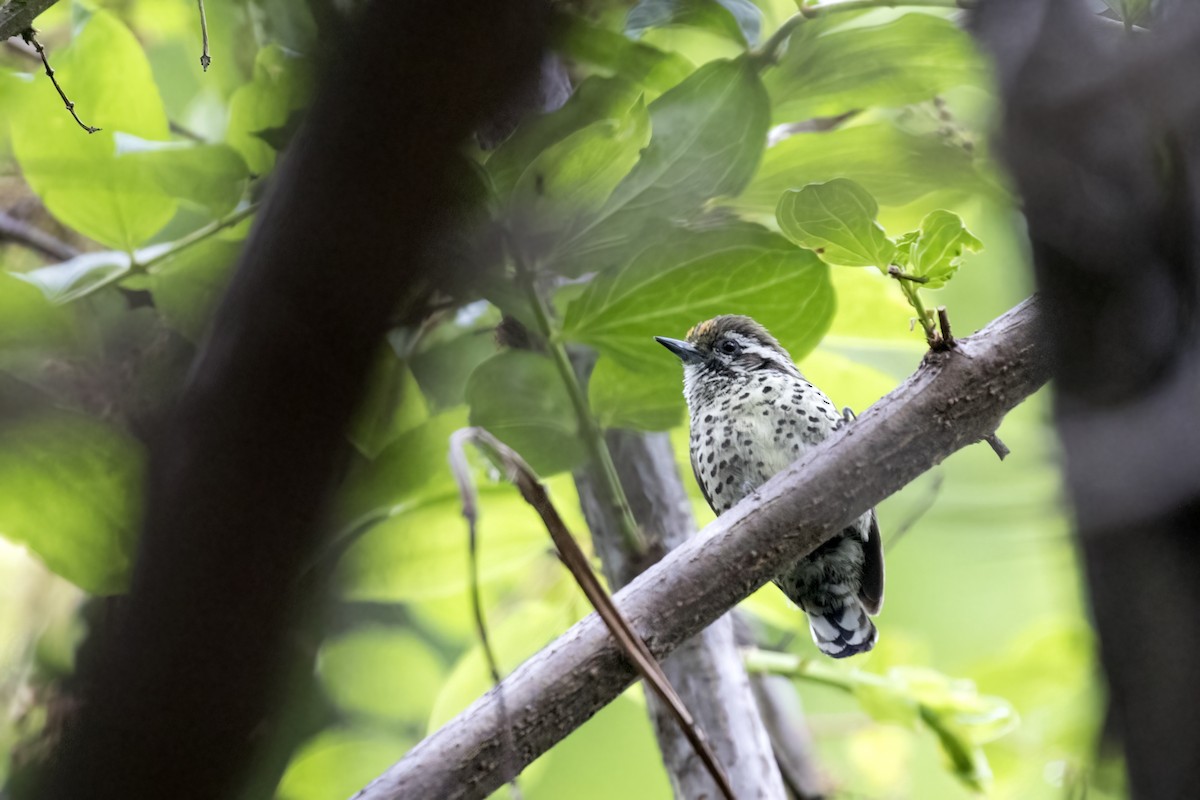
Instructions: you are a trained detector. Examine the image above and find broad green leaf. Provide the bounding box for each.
[348,351,428,459]
[148,237,245,341]
[277,728,414,800]
[487,76,645,195]
[334,409,469,534]
[765,13,984,123]
[0,411,144,594]
[853,680,921,728]
[554,14,695,95]
[777,179,895,268]
[338,487,555,603]
[510,103,651,241]
[559,57,770,274]
[409,329,500,412]
[590,357,683,431]
[16,251,131,305]
[465,350,586,476]
[563,226,834,372]
[226,46,311,174]
[10,11,175,249]
[626,0,763,47]
[732,122,982,215]
[427,600,574,729]
[318,628,445,726]
[0,272,72,347]
[113,135,249,217]
[905,209,982,288]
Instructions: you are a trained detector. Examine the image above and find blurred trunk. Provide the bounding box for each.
[574,426,824,799]
[971,3,1200,796]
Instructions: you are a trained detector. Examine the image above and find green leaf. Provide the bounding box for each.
[626,0,763,47]
[853,680,921,728]
[486,76,645,195]
[0,272,72,347]
[15,251,131,305]
[409,328,500,412]
[148,236,245,341]
[590,357,683,431]
[226,45,311,174]
[777,179,895,268]
[732,122,983,215]
[277,728,414,800]
[465,350,586,476]
[554,15,696,96]
[510,103,651,241]
[348,352,428,459]
[905,210,982,288]
[765,13,983,123]
[113,135,249,218]
[338,487,555,603]
[559,57,770,274]
[10,11,175,249]
[318,628,445,726]
[563,225,834,373]
[0,411,144,594]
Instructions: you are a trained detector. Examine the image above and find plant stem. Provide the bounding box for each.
[888,265,938,345]
[750,0,973,67]
[509,239,646,555]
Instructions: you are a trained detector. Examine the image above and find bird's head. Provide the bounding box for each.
[655,315,799,399]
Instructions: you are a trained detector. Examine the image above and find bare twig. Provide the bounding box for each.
[21,28,99,134]
[981,433,1010,460]
[358,296,1051,800]
[196,0,210,71]
[0,211,79,261]
[449,427,736,800]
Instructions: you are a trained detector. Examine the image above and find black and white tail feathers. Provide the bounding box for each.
[807,601,878,659]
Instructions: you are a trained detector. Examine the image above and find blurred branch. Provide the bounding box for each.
[574,428,800,800]
[0,0,58,41]
[21,29,99,133]
[356,295,1051,800]
[38,1,549,799]
[450,427,736,800]
[0,211,79,261]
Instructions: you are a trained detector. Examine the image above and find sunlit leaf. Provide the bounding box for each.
[10,11,175,249]
[113,134,249,217]
[318,628,445,726]
[0,272,72,346]
[226,45,311,174]
[853,680,921,728]
[554,15,695,95]
[765,13,984,123]
[625,0,762,46]
[15,251,131,305]
[563,225,834,371]
[777,179,895,268]
[276,728,413,800]
[0,411,143,595]
[465,350,586,476]
[732,122,982,215]
[348,351,428,459]
[903,210,982,288]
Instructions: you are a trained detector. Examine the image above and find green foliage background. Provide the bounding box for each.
[0,0,1123,798]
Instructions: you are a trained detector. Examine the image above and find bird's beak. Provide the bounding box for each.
[655,336,704,365]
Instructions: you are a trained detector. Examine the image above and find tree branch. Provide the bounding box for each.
[0,211,79,261]
[354,295,1050,800]
[0,0,58,41]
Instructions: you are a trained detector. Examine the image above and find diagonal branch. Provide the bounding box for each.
[353,294,1051,800]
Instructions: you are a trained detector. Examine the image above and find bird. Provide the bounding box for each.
[656,314,884,658]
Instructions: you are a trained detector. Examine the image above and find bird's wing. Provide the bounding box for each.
[690,447,717,514]
[859,509,885,615]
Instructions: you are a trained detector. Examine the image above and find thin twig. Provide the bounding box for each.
[887,264,939,347]
[449,427,736,800]
[0,211,79,261]
[884,470,943,553]
[21,29,99,134]
[982,433,1010,461]
[448,432,524,800]
[196,0,210,71]
[887,266,929,284]
[936,305,956,348]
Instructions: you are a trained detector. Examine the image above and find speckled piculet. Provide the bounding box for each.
[656,315,884,658]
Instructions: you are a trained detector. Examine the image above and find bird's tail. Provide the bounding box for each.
[807,602,877,659]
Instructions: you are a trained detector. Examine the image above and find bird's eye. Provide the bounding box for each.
[719,340,739,355]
